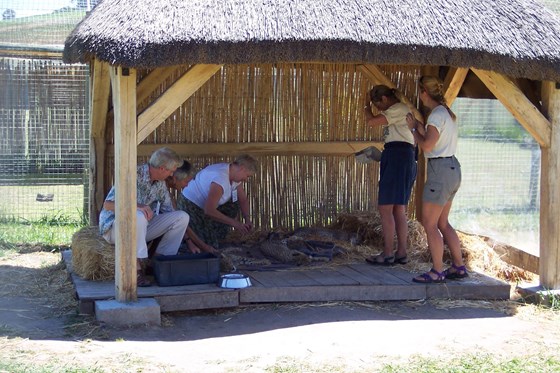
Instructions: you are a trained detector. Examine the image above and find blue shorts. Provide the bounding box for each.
[378,142,417,205]
[423,156,462,205]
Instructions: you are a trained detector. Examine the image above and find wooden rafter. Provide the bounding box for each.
[472,69,551,148]
[108,141,382,157]
[137,64,222,144]
[443,67,469,107]
[137,65,183,106]
[358,64,423,121]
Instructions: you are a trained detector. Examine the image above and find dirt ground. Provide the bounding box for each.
[1,247,559,372]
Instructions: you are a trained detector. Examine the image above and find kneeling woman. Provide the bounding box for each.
[178,154,257,252]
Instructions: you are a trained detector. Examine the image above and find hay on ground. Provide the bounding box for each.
[332,211,535,283]
[71,212,535,284]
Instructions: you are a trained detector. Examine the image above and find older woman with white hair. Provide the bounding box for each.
[99,147,190,287]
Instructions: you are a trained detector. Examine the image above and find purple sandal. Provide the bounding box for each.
[443,264,469,280]
[412,268,446,283]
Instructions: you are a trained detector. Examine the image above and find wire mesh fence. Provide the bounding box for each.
[0,57,90,223]
[0,1,554,253]
[0,1,98,47]
[452,98,540,254]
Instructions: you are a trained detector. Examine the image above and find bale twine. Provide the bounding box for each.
[71,226,115,281]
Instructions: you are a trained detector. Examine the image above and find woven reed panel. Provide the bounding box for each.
[105,63,422,230]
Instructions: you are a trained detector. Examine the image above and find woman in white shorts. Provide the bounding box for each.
[406,76,467,283]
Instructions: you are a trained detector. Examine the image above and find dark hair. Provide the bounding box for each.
[173,160,193,181]
[369,85,401,103]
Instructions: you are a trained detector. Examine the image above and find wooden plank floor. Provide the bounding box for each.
[62,251,511,314]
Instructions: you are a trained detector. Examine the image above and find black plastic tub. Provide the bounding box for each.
[153,253,220,286]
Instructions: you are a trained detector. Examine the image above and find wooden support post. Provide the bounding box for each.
[540,81,560,289]
[110,66,138,302]
[89,59,111,224]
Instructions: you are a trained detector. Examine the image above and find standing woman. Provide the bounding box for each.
[364,85,417,265]
[406,76,467,283]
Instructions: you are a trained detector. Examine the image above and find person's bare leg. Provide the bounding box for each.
[420,201,445,277]
[379,204,395,257]
[438,200,464,272]
[393,205,408,258]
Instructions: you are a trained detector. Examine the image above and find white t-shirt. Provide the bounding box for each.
[382,102,415,145]
[425,105,458,158]
[182,163,241,208]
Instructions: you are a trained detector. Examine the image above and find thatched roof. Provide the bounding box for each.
[63,0,560,81]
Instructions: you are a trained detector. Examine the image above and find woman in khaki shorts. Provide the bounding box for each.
[406,76,467,283]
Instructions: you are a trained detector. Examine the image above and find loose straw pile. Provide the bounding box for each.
[332,211,534,283]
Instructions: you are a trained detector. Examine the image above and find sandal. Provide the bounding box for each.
[443,264,469,280]
[137,271,152,287]
[365,254,394,266]
[394,255,408,264]
[412,268,446,283]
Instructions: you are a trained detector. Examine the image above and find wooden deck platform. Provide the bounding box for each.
[63,251,511,314]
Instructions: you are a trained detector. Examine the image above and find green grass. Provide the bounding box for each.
[379,354,560,373]
[0,10,86,45]
[1,353,558,373]
[260,353,560,373]
[0,216,83,255]
[0,360,104,373]
[0,184,86,223]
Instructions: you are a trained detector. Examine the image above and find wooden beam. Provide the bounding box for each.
[0,46,62,59]
[472,69,551,148]
[137,64,222,144]
[358,64,396,88]
[110,66,138,302]
[483,237,539,274]
[358,64,423,121]
[136,66,182,105]
[107,141,383,157]
[105,66,183,130]
[89,59,111,225]
[443,67,469,107]
[539,81,560,289]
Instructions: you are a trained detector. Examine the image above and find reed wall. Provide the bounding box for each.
[105,63,422,230]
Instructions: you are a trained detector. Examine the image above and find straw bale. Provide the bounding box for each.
[71,226,115,281]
